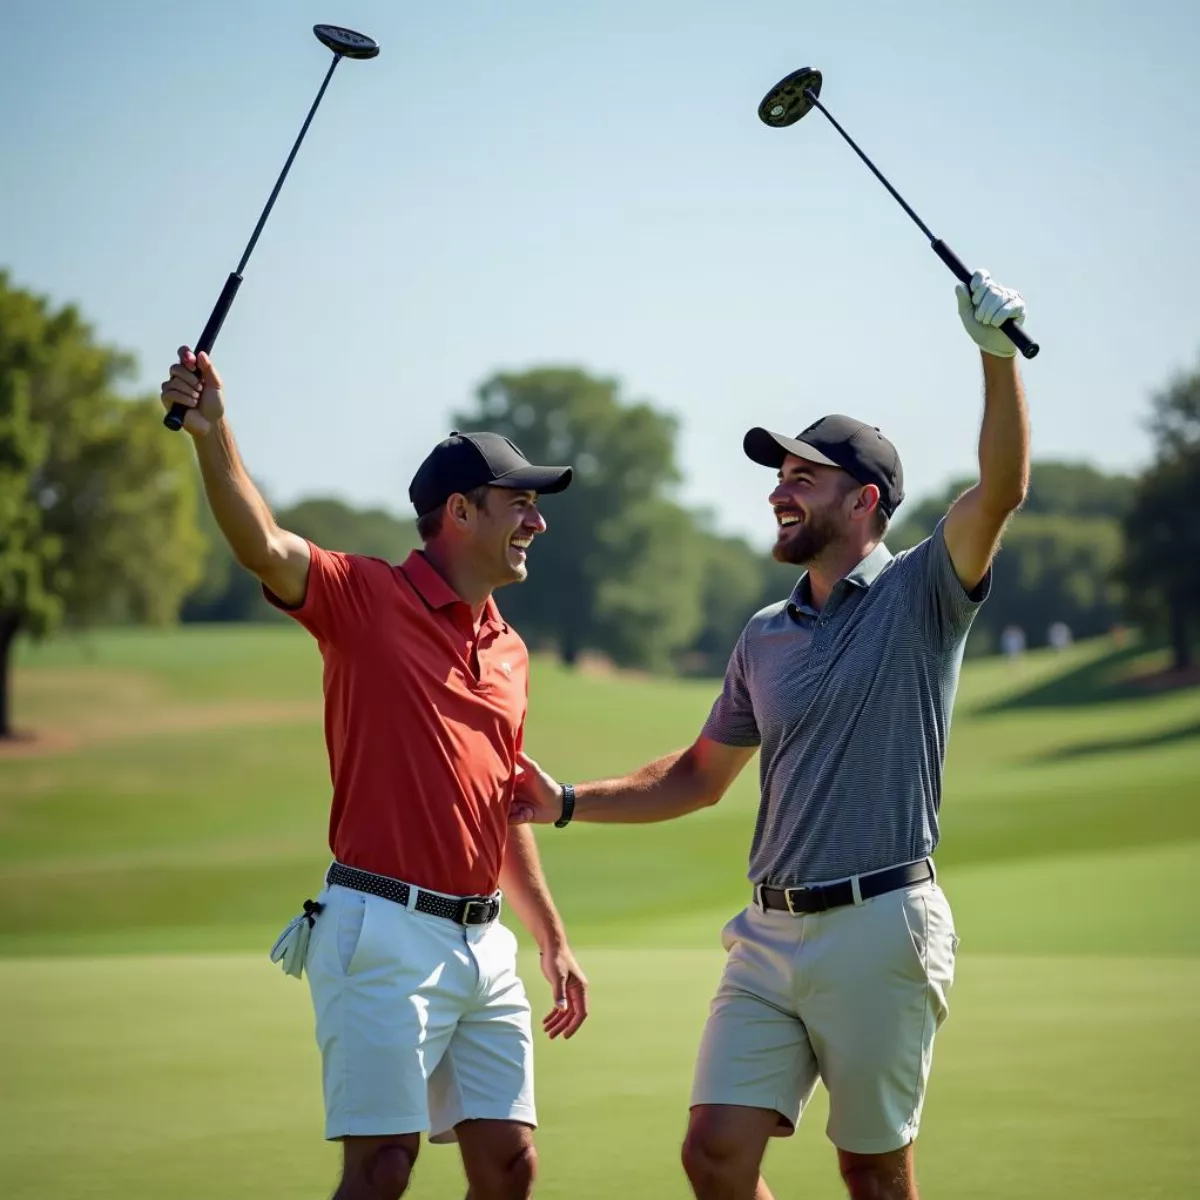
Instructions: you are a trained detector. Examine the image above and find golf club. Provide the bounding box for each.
[164,23,381,431]
[757,68,1039,360]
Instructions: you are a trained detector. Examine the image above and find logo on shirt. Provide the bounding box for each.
[499,661,512,676]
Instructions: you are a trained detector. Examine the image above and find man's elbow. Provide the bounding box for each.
[684,766,729,813]
[234,528,289,575]
[981,476,1028,517]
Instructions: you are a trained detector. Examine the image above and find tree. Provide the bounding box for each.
[1118,361,1200,670]
[890,460,1135,551]
[888,460,1133,656]
[280,497,421,563]
[0,272,204,736]
[182,494,422,623]
[683,517,802,674]
[452,367,704,666]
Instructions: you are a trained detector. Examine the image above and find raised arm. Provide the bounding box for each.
[160,347,311,607]
[511,735,756,827]
[942,272,1031,592]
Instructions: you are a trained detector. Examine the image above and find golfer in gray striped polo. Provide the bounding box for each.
[512,270,1031,1200]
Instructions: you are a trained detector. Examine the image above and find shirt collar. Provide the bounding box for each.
[844,540,893,588]
[789,541,894,608]
[400,551,507,632]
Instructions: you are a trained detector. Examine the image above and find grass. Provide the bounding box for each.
[2,625,1199,1197]
[1,952,1196,1199]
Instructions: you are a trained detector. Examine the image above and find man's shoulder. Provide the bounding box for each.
[740,598,790,642]
[311,545,417,611]
[875,520,949,585]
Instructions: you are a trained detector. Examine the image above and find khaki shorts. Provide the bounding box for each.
[690,872,958,1154]
[303,882,536,1143]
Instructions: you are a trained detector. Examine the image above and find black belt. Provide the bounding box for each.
[758,859,933,916]
[326,862,502,926]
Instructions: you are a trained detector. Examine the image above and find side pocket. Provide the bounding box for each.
[926,889,960,993]
[899,887,958,1026]
[336,890,370,975]
[898,890,932,983]
[719,907,747,953]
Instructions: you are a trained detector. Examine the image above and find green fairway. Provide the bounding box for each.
[2,625,1199,1197]
[2,951,1197,1199]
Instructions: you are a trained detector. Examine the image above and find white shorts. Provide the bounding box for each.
[690,872,959,1155]
[302,881,536,1143]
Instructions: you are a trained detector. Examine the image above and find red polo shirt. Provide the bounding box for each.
[267,545,530,896]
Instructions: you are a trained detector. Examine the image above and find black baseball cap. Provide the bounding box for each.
[408,431,573,517]
[743,415,905,517]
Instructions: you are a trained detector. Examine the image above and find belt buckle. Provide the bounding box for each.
[461,898,492,926]
[785,886,827,914]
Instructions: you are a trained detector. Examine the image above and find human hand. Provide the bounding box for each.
[160,345,225,435]
[510,752,564,825]
[538,941,589,1040]
[956,270,1026,358]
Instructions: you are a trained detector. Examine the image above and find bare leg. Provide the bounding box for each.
[334,1135,421,1200]
[681,1105,781,1200]
[837,1145,918,1200]
[456,1119,538,1200]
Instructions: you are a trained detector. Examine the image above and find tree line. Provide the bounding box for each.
[3,271,1198,736]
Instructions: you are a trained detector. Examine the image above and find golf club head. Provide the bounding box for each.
[313,23,380,59]
[758,67,823,128]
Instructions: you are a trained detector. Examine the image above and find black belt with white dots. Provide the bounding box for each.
[326,861,502,926]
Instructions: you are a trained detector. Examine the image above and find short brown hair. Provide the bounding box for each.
[416,484,492,542]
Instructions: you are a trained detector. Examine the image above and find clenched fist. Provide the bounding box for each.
[160,346,224,436]
[956,271,1026,359]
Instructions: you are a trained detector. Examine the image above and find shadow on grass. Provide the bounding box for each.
[1026,718,1200,764]
[978,643,1198,714]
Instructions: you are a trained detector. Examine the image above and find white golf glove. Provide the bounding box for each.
[268,899,323,979]
[956,270,1026,358]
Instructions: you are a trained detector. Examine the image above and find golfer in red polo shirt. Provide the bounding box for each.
[161,348,588,1200]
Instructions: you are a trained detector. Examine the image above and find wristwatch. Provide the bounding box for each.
[554,783,576,828]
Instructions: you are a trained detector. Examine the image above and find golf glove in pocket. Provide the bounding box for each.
[269,899,324,979]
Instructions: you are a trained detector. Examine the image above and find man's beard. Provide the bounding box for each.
[772,507,840,566]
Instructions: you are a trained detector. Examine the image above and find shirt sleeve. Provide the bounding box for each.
[901,516,992,646]
[700,629,761,748]
[262,541,382,644]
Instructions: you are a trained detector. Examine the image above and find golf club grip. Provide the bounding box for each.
[163,273,244,430]
[930,239,1039,360]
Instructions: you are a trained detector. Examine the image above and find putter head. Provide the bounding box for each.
[757,67,822,127]
[313,23,380,59]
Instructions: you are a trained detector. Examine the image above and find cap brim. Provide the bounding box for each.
[491,465,574,495]
[743,427,839,470]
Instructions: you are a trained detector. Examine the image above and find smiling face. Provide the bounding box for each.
[770,454,867,566]
[466,486,547,587]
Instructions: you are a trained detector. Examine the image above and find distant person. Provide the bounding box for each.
[160,347,588,1200]
[1048,621,1073,650]
[511,272,1031,1200]
[1001,624,1027,659]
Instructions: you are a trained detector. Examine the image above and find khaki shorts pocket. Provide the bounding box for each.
[898,886,958,1022]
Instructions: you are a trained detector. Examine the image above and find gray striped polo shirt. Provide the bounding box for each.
[702,518,989,887]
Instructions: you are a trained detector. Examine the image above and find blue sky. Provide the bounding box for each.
[4,0,1198,546]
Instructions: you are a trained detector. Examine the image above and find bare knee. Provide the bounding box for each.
[837,1146,915,1200]
[681,1123,733,1181]
[471,1142,538,1200]
[498,1142,538,1199]
[337,1139,418,1200]
[682,1110,764,1192]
